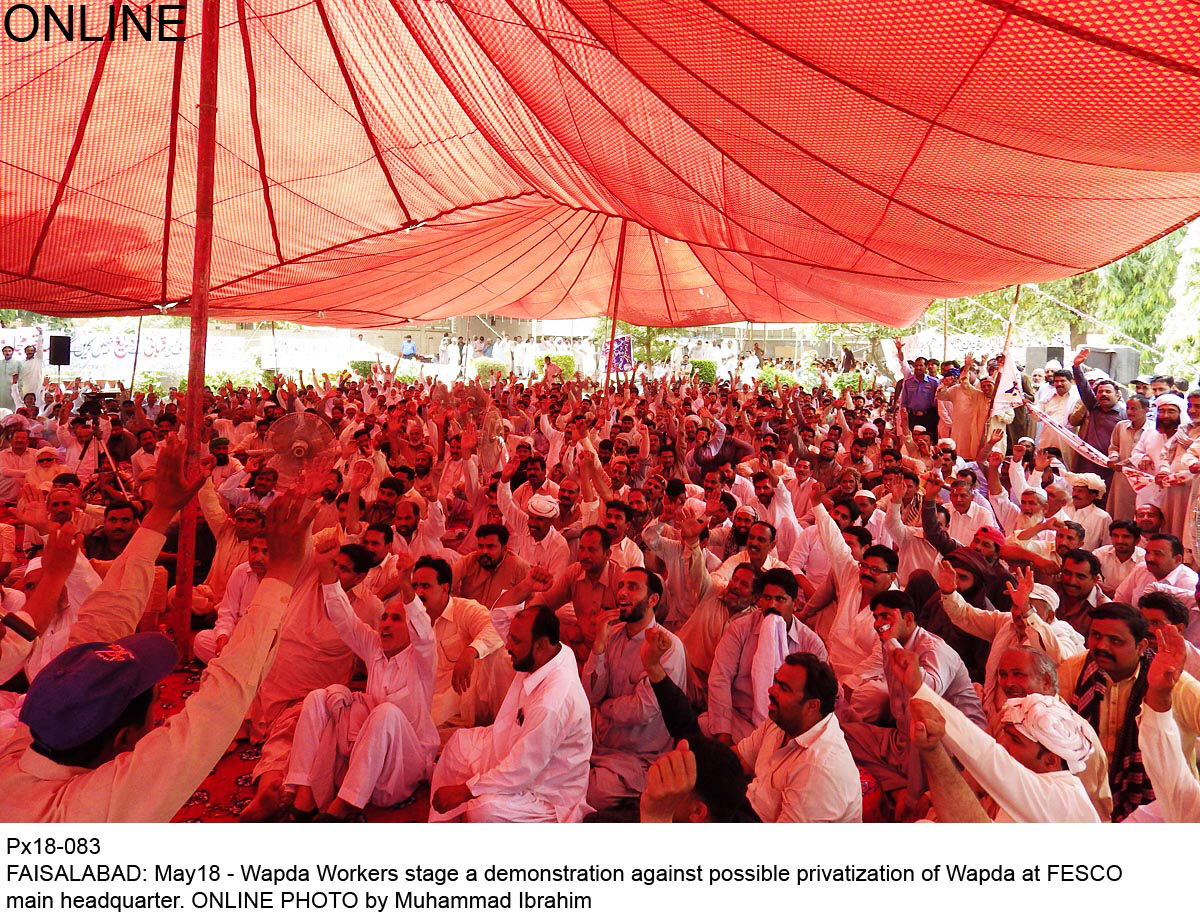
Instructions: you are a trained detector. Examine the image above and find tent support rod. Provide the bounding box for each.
[603,220,628,392]
[172,0,221,655]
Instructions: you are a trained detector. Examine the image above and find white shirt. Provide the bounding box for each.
[214,562,262,641]
[737,714,862,823]
[947,500,997,546]
[1064,502,1112,551]
[466,644,594,822]
[706,612,827,741]
[1136,703,1200,823]
[321,585,438,752]
[913,684,1100,823]
[1113,561,1198,610]
[1093,544,1144,596]
[608,535,644,573]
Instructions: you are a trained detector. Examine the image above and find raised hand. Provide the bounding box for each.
[639,740,698,823]
[638,626,672,681]
[909,698,947,753]
[935,559,958,596]
[889,646,925,697]
[1145,627,1186,713]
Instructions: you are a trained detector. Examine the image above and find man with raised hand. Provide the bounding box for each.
[0,439,312,822]
[897,647,1100,823]
[1137,628,1200,822]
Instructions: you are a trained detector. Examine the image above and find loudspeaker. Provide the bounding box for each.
[1077,345,1140,386]
[48,335,70,366]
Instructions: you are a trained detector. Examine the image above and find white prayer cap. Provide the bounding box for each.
[858,424,878,437]
[734,504,759,519]
[911,425,928,434]
[1000,694,1093,773]
[1022,486,1047,504]
[683,497,708,518]
[1044,359,1063,372]
[1156,393,1187,413]
[685,414,702,426]
[1027,583,1059,613]
[527,495,558,519]
[1067,472,1106,498]
[936,437,957,451]
[854,490,876,502]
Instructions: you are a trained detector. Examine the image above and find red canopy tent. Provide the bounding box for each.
[4,0,1200,329]
[4,0,1200,637]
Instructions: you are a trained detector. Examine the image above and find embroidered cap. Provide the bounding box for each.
[20,633,178,751]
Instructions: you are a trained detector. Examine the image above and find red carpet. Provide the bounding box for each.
[158,663,429,823]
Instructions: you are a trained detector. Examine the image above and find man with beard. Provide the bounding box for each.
[430,605,593,822]
[193,534,270,663]
[717,458,755,506]
[453,523,530,610]
[534,525,622,656]
[749,470,800,561]
[811,438,843,492]
[1063,473,1112,551]
[1071,349,1125,485]
[704,568,827,745]
[1130,393,1191,536]
[198,436,240,490]
[1058,602,1200,820]
[584,567,686,813]
[391,497,447,559]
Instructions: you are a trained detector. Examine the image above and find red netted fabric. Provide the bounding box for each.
[3,1,1199,328]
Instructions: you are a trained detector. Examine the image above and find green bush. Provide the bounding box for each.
[757,365,797,391]
[347,360,373,379]
[395,374,417,385]
[545,354,576,379]
[690,359,717,384]
[473,359,509,382]
[831,371,865,392]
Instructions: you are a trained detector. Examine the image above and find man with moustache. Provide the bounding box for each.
[453,523,530,610]
[1129,393,1192,537]
[703,568,827,745]
[1071,349,1125,486]
[430,605,593,822]
[584,567,686,812]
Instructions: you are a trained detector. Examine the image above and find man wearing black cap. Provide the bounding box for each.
[0,439,311,822]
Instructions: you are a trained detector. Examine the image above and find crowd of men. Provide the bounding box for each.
[0,338,1198,824]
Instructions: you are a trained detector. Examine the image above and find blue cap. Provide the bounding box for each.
[20,633,178,750]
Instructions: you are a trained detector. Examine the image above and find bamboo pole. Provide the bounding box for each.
[976,285,1020,457]
[171,0,221,654]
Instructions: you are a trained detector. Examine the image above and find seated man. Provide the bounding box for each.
[0,440,308,822]
[452,523,530,612]
[409,556,508,735]
[842,590,985,798]
[286,553,437,820]
[638,738,758,823]
[896,646,1099,822]
[703,568,827,744]
[430,606,592,822]
[193,534,270,664]
[735,652,861,822]
[1137,628,1200,822]
[584,567,686,813]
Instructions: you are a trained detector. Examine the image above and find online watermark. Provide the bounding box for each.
[3,3,185,42]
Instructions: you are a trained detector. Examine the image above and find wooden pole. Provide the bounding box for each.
[942,302,948,363]
[603,220,628,393]
[171,0,221,654]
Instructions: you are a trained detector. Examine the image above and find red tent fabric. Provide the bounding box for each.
[3,1,1199,328]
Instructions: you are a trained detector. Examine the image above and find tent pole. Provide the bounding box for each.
[603,220,628,393]
[128,315,144,393]
[172,0,221,654]
[976,285,1019,457]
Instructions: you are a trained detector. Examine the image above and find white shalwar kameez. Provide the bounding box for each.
[285,588,437,809]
